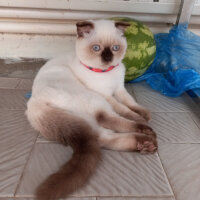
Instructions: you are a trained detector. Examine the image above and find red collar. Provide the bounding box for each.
[80,61,119,73]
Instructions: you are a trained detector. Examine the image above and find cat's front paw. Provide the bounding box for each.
[130,106,151,121]
[125,112,147,123]
[135,134,157,153]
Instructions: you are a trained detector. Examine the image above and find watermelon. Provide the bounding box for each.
[112,17,156,82]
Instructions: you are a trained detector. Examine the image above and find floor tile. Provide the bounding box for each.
[64,198,96,200]
[0,89,28,110]
[97,197,174,200]
[74,151,172,197]
[0,77,20,89]
[16,143,73,197]
[189,112,200,129]
[158,144,200,200]
[0,198,35,200]
[125,84,137,99]
[0,110,38,196]
[36,134,55,143]
[131,82,159,94]
[0,198,95,200]
[131,82,199,112]
[16,79,33,90]
[16,143,172,198]
[0,58,44,79]
[36,134,48,142]
[149,112,200,143]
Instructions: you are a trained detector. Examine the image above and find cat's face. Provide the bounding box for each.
[76,20,130,69]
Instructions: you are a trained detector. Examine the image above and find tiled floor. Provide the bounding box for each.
[0,74,200,200]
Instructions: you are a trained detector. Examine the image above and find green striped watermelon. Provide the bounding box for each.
[112,17,156,82]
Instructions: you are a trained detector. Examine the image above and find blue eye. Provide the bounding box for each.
[112,45,120,51]
[93,45,101,52]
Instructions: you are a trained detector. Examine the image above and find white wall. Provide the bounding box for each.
[0,0,199,58]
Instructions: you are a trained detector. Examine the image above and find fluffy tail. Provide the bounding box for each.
[28,102,101,200]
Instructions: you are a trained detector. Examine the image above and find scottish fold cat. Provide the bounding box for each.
[26,20,157,200]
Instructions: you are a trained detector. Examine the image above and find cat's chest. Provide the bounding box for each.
[76,65,124,96]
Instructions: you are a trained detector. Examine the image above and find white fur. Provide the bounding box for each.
[26,20,134,132]
[76,20,127,69]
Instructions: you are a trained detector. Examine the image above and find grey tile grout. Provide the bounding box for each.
[0,77,20,80]
[150,111,197,113]
[36,140,57,144]
[93,194,174,198]
[166,142,200,144]
[188,111,200,130]
[0,109,27,111]
[157,152,177,200]
[14,88,32,91]
[0,195,175,199]
[71,194,174,198]
[0,88,29,91]
[0,87,32,90]
[0,197,33,199]
[13,132,39,197]
[14,79,22,89]
[0,77,33,79]
[95,197,174,200]
[128,87,137,100]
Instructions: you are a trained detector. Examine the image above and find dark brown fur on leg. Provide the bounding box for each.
[95,111,153,133]
[35,107,101,200]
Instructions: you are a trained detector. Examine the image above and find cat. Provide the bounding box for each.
[26,19,157,200]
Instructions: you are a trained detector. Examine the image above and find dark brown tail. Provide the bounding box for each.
[35,106,101,200]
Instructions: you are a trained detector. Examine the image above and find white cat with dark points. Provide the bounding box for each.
[26,20,157,200]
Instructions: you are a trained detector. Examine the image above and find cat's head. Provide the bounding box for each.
[76,20,130,69]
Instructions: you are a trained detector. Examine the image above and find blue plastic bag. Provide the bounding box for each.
[131,23,200,97]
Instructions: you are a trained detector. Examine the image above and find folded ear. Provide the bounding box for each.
[76,21,94,38]
[115,21,130,34]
